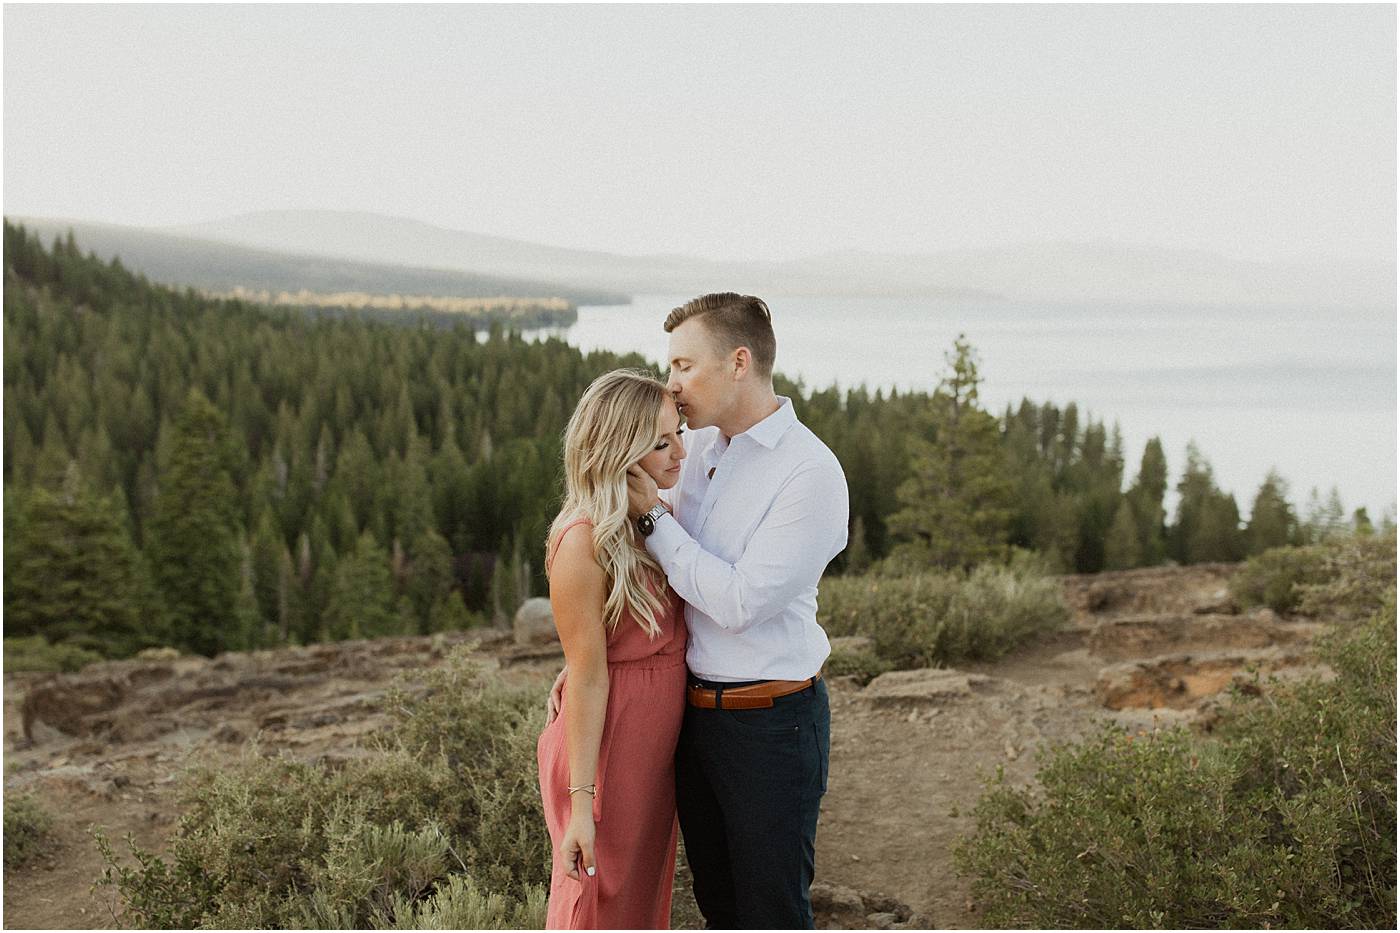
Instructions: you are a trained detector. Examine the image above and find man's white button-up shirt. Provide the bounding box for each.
[647,396,849,682]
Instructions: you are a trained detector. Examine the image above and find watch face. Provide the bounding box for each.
[638,513,655,536]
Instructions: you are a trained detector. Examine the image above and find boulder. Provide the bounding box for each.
[858,668,991,707]
[513,597,558,646]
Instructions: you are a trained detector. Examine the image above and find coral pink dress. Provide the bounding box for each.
[537,518,688,929]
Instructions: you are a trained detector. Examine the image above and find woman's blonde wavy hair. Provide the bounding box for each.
[546,369,672,638]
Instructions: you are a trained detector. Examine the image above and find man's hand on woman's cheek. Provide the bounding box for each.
[626,465,660,518]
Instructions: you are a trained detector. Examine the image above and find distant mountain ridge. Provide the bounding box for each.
[14,210,1395,308]
[8,216,629,307]
[174,209,1400,307]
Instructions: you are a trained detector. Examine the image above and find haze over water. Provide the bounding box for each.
[524,295,1397,522]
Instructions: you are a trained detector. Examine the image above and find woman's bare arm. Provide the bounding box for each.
[549,522,610,878]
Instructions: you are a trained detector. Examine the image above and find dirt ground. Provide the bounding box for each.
[3,562,1332,930]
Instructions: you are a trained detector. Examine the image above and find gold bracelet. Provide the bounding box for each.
[568,783,596,796]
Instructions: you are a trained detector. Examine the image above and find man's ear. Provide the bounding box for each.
[732,346,752,380]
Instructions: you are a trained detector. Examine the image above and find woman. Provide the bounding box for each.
[537,369,688,929]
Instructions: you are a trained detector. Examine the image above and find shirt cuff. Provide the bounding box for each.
[644,510,689,563]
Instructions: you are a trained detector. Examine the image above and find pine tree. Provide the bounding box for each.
[277,544,299,643]
[250,507,286,635]
[235,535,264,650]
[1379,504,1397,535]
[407,529,455,635]
[146,389,243,656]
[1103,500,1143,570]
[323,530,399,641]
[844,516,872,575]
[491,540,520,626]
[1187,492,1244,564]
[887,335,1014,571]
[4,465,163,656]
[429,592,475,631]
[1353,507,1375,536]
[1245,469,1296,554]
[1321,487,1348,539]
[1170,443,1244,564]
[1125,438,1168,565]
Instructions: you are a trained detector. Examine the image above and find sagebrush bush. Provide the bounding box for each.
[93,644,550,929]
[822,638,893,685]
[954,535,1397,929]
[3,635,104,673]
[820,552,1066,669]
[4,792,55,869]
[1293,529,1398,622]
[380,872,546,929]
[1228,531,1395,618]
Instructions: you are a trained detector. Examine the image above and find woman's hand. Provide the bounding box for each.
[546,666,568,725]
[560,807,597,881]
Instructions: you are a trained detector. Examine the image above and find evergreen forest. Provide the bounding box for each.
[3,221,1385,661]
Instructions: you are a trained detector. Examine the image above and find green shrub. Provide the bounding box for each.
[294,813,451,928]
[954,579,1397,927]
[1294,529,1397,622]
[1230,530,1396,618]
[821,552,1066,669]
[93,644,551,928]
[3,635,104,673]
[380,872,546,929]
[1229,543,1332,614]
[4,792,55,869]
[823,638,893,685]
[373,649,551,895]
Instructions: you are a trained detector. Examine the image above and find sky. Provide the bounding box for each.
[3,3,1395,264]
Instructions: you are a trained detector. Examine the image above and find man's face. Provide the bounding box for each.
[666,317,733,430]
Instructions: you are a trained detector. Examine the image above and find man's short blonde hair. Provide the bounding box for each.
[663,293,776,379]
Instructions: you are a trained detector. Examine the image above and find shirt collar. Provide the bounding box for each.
[735,396,797,450]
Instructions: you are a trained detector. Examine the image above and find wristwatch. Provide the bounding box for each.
[636,503,668,537]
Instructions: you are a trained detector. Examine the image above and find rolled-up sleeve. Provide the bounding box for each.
[645,460,848,633]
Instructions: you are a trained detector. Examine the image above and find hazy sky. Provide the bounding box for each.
[4,3,1395,263]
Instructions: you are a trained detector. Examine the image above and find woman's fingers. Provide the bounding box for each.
[579,836,597,877]
[563,835,581,880]
[546,668,567,723]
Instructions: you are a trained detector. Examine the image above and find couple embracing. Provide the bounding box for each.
[536,293,850,929]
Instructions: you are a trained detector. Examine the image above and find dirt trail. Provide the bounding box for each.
[3,564,1331,930]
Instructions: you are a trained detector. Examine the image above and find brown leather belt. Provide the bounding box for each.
[686,673,822,710]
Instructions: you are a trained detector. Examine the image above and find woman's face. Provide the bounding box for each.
[636,397,686,490]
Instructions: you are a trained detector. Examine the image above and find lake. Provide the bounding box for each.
[521,294,1397,521]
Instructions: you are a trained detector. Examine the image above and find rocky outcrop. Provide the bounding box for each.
[1087,610,1324,662]
[857,668,993,707]
[1060,563,1239,624]
[1095,646,1313,710]
[17,633,484,745]
[810,880,928,929]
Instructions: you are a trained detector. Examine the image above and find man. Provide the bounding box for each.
[549,292,847,927]
[639,292,851,928]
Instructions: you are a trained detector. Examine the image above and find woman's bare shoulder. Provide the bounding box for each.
[550,521,604,587]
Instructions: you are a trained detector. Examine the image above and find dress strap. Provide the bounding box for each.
[546,517,595,574]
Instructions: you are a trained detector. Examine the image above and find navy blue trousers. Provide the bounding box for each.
[674,677,831,929]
